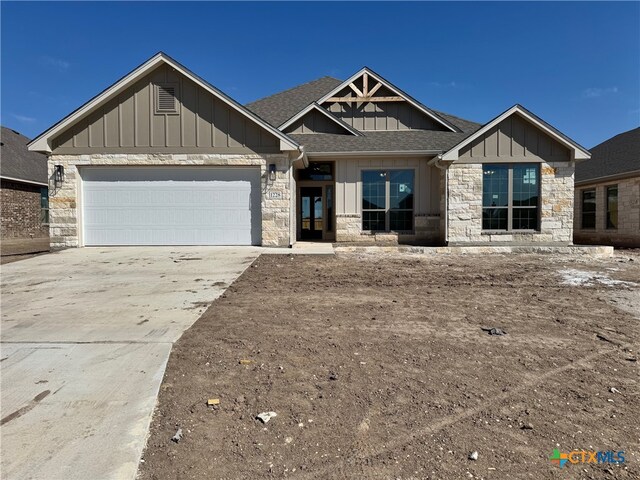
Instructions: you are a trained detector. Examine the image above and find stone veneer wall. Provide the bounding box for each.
[573,176,640,247]
[335,213,441,244]
[47,153,291,248]
[447,161,574,245]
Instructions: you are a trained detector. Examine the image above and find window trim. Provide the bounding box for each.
[581,188,596,230]
[361,168,415,233]
[606,185,618,230]
[482,163,541,232]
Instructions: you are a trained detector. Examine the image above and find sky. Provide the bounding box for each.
[2,1,639,148]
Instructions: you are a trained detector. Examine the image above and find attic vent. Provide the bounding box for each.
[155,83,178,114]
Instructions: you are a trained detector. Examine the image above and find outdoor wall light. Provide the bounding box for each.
[268,163,277,181]
[54,165,65,186]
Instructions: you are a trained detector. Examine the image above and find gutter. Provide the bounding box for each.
[428,154,450,245]
[575,169,640,187]
[307,150,443,158]
[0,175,49,187]
[288,145,307,247]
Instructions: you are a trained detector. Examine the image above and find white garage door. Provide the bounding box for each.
[81,167,261,246]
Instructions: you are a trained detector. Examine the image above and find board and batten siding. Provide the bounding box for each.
[458,113,571,162]
[323,85,446,132]
[284,110,349,135]
[51,64,280,154]
[334,157,440,216]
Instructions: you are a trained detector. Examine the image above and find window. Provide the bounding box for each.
[362,170,414,232]
[326,185,334,232]
[155,83,178,114]
[606,185,618,229]
[581,189,596,229]
[40,187,49,224]
[298,162,333,181]
[482,164,539,231]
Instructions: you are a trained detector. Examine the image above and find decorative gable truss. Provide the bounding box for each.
[317,67,461,133]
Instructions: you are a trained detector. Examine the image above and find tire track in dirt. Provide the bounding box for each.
[296,341,636,479]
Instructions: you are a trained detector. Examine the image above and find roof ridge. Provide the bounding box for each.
[246,76,341,107]
[590,126,640,150]
[432,109,482,127]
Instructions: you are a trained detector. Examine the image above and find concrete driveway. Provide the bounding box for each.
[0,247,260,480]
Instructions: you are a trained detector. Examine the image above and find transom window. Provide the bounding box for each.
[482,164,540,231]
[298,162,333,181]
[362,169,414,232]
[581,189,596,229]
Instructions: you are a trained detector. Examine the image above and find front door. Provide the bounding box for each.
[300,187,323,240]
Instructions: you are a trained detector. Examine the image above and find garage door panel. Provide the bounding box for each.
[81,167,260,246]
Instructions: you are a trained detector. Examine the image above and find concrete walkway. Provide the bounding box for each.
[0,247,261,480]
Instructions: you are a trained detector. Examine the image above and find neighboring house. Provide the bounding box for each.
[1,127,49,254]
[574,127,640,247]
[28,52,590,248]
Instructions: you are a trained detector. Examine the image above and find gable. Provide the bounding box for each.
[324,91,448,132]
[318,68,459,133]
[441,105,590,162]
[51,64,281,154]
[29,53,298,154]
[458,112,570,162]
[283,109,352,134]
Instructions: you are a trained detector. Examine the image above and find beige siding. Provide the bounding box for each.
[459,113,571,162]
[322,85,446,132]
[51,64,280,154]
[329,156,442,243]
[333,156,439,215]
[284,110,348,135]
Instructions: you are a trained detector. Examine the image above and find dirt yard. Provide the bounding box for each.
[139,252,639,480]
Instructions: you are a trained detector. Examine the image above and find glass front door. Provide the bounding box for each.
[300,187,323,240]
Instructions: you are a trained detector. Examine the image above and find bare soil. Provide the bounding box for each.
[140,252,640,480]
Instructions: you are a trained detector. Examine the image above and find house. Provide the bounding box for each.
[574,127,640,247]
[28,52,590,248]
[1,127,49,254]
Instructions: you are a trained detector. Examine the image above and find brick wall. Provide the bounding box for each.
[574,176,640,247]
[0,179,49,239]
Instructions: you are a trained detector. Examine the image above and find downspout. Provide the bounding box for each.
[432,154,449,245]
[288,146,307,247]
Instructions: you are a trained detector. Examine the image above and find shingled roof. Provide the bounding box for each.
[246,76,343,128]
[1,126,48,185]
[288,130,474,154]
[245,74,482,153]
[576,127,640,183]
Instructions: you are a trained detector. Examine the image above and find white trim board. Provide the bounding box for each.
[279,103,363,136]
[440,104,591,162]
[28,52,299,153]
[316,67,460,134]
